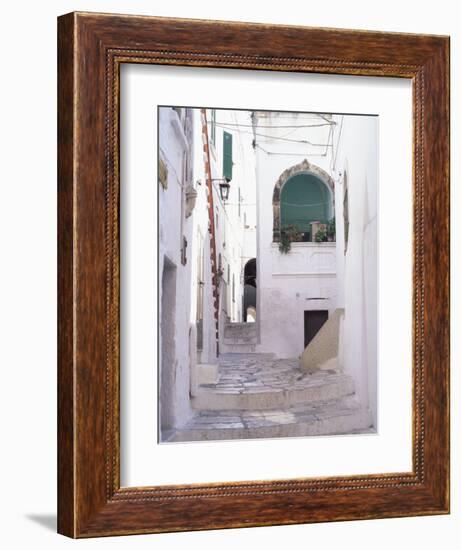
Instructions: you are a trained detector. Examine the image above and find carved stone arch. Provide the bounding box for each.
[272,158,335,242]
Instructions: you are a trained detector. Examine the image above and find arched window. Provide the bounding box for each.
[272,159,335,243]
[280,174,332,242]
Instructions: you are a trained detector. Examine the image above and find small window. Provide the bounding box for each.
[210,109,216,147]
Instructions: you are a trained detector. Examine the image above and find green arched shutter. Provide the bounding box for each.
[280,174,331,238]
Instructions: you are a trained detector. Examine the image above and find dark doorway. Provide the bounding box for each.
[160,257,177,437]
[244,257,257,288]
[304,310,328,348]
[243,258,257,322]
[243,284,256,322]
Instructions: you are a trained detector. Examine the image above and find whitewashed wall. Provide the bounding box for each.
[333,114,378,426]
[158,107,194,431]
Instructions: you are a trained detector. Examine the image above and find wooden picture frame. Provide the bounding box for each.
[57,12,450,537]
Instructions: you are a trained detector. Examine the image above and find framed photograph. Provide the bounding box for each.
[58,12,450,537]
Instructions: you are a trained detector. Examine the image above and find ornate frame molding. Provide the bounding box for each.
[58,12,449,537]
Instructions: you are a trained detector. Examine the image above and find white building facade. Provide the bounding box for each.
[252,111,338,359]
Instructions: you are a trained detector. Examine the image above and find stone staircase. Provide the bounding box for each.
[167,353,374,443]
[220,322,257,353]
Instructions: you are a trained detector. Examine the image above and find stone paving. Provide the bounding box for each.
[168,353,374,442]
[192,352,355,410]
[171,395,372,442]
[201,352,345,395]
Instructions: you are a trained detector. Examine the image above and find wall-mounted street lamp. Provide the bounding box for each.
[196,178,231,203]
[218,180,230,202]
[211,178,231,202]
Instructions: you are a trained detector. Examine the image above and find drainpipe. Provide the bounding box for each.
[200,109,220,356]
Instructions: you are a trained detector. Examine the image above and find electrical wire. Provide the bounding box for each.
[213,123,332,147]
[214,121,335,129]
[254,131,332,146]
[253,114,335,121]
[255,144,328,157]
[317,114,334,123]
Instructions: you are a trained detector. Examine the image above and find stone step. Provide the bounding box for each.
[224,323,257,337]
[225,322,257,329]
[192,372,355,410]
[220,342,258,353]
[223,337,258,345]
[219,352,276,360]
[168,397,374,442]
[224,327,256,334]
[223,335,257,342]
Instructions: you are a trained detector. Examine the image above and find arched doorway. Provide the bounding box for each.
[243,258,257,322]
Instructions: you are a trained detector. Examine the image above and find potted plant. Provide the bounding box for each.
[327,217,335,242]
[314,226,328,243]
[279,224,302,254]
